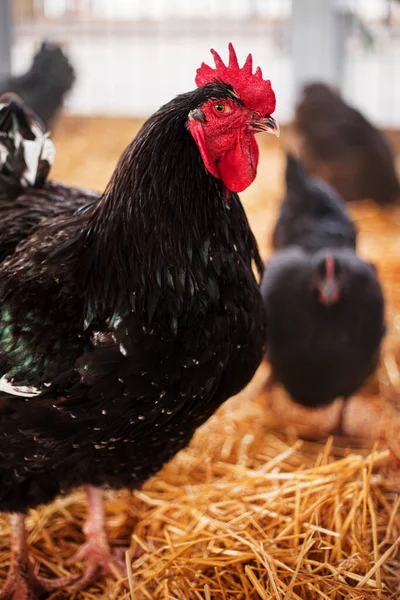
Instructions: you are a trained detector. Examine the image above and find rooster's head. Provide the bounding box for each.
[187,43,278,193]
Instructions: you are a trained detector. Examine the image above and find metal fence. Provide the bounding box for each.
[8,0,400,127]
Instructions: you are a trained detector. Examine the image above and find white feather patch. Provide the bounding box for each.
[21,122,45,186]
[0,144,8,166]
[0,375,41,397]
[41,134,55,165]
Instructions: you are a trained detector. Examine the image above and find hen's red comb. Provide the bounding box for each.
[195,43,276,116]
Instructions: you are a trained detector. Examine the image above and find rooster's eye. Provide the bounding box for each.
[214,104,226,114]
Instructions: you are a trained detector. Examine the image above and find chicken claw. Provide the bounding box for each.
[67,486,128,591]
[0,513,75,600]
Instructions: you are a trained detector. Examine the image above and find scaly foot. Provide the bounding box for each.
[67,486,128,591]
[66,538,128,591]
[0,513,74,600]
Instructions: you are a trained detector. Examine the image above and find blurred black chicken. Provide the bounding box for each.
[0,43,278,599]
[261,246,385,408]
[0,42,75,129]
[272,153,357,253]
[294,83,400,205]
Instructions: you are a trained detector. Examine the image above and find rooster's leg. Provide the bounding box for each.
[67,486,128,590]
[0,513,73,600]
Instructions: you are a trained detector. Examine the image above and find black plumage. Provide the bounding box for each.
[294,83,400,205]
[272,153,357,253]
[261,247,385,407]
[0,80,267,595]
[0,42,75,128]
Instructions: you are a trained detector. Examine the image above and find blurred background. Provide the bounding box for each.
[2,0,400,126]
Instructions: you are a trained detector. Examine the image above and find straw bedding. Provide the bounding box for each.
[0,117,399,599]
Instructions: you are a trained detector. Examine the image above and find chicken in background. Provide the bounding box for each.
[272,153,357,253]
[294,83,400,205]
[0,42,75,129]
[0,93,98,261]
[261,246,386,420]
[0,44,278,598]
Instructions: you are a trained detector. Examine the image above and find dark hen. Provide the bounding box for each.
[0,44,278,597]
[272,153,357,253]
[261,247,385,408]
[294,83,400,205]
[0,42,75,128]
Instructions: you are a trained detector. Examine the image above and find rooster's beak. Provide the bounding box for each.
[318,279,340,306]
[251,115,280,137]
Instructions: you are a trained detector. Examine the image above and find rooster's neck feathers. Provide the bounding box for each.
[61,83,262,321]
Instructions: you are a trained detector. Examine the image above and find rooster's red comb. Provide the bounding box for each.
[195,43,276,116]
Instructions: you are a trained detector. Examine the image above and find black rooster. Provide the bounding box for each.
[261,247,385,408]
[294,83,400,205]
[0,44,278,598]
[272,153,357,253]
[0,42,75,129]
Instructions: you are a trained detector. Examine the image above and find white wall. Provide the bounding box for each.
[13,31,293,122]
[43,0,292,20]
[12,0,400,127]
